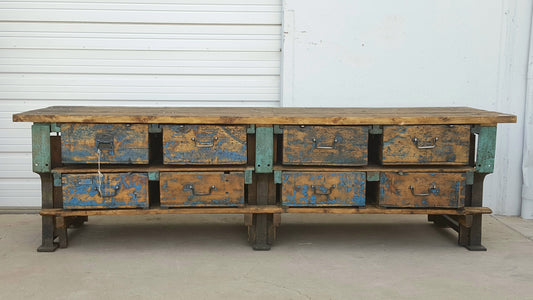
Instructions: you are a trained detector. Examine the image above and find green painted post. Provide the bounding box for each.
[32,123,51,173]
[476,126,497,173]
[255,126,273,173]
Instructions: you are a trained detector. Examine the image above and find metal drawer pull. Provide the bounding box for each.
[94,183,121,198]
[184,184,216,196]
[311,184,336,195]
[412,137,438,149]
[95,133,114,151]
[191,136,218,148]
[409,185,437,196]
[312,138,338,150]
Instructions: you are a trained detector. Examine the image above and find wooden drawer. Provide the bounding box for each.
[62,173,149,209]
[160,172,244,207]
[61,124,149,164]
[379,172,466,208]
[283,126,369,165]
[163,125,247,165]
[382,125,470,165]
[281,172,366,207]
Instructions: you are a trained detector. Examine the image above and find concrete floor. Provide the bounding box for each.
[1,214,532,300]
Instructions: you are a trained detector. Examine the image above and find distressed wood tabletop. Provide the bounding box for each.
[13,106,516,125]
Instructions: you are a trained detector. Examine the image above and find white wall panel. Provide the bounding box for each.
[283,0,529,216]
[0,0,281,207]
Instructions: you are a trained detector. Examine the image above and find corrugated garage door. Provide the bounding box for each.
[0,0,281,207]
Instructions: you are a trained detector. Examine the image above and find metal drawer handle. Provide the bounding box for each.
[191,136,218,148]
[311,184,336,195]
[94,181,120,198]
[412,137,438,149]
[184,184,216,196]
[409,185,437,196]
[312,138,338,150]
[95,133,114,151]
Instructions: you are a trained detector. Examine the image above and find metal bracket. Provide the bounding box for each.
[466,170,475,185]
[245,168,254,185]
[32,123,52,173]
[148,171,160,181]
[255,126,273,173]
[149,124,162,133]
[366,171,380,182]
[273,125,284,134]
[471,125,481,135]
[475,126,497,173]
[274,170,282,184]
[52,172,62,187]
[369,125,383,135]
[50,123,61,133]
[247,125,256,134]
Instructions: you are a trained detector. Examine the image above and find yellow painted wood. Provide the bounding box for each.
[160,172,244,207]
[281,171,366,207]
[380,172,466,208]
[62,173,149,209]
[283,126,368,165]
[382,125,470,165]
[162,125,247,164]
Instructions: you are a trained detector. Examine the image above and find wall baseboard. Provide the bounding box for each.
[0,207,40,214]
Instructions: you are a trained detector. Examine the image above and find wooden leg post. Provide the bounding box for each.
[251,175,273,250]
[37,173,59,252]
[56,217,68,248]
[458,173,487,251]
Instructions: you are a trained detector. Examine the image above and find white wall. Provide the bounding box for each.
[282,0,531,216]
[0,0,281,207]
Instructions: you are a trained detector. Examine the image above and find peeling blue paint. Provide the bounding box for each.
[283,126,369,165]
[63,173,149,209]
[61,124,149,164]
[163,125,247,164]
[282,172,365,207]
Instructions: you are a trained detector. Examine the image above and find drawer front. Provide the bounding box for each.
[283,126,369,165]
[379,172,466,208]
[160,172,244,207]
[163,125,247,165]
[61,124,149,164]
[62,173,149,209]
[282,172,366,207]
[382,125,470,165]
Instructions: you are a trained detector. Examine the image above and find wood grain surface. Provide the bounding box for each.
[39,205,491,216]
[283,125,368,165]
[163,125,247,164]
[61,123,149,164]
[160,172,244,207]
[13,106,517,125]
[382,125,470,165]
[281,171,366,207]
[379,172,466,208]
[62,173,149,209]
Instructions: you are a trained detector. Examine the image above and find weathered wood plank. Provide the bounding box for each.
[382,125,470,165]
[379,172,466,208]
[283,126,368,165]
[41,205,283,216]
[40,205,491,216]
[61,124,149,164]
[163,125,247,164]
[13,106,517,125]
[281,171,366,207]
[62,173,149,209]
[160,172,244,207]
